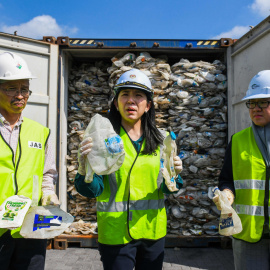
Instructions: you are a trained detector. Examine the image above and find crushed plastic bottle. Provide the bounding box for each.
[161,131,179,192]
[213,187,242,236]
[83,114,125,183]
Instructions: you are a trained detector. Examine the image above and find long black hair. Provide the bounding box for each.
[108,90,164,155]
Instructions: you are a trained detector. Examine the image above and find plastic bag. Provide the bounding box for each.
[84,114,125,183]
[160,131,178,192]
[213,187,242,236]
[20,206,74,239]
[0,195,32,229]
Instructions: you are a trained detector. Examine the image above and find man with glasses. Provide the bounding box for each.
[0,52,59,270]
[214,70,270,270]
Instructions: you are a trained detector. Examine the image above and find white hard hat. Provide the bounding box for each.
[0,52,36,81]
[242,70,270,100]
[114,68,153,96]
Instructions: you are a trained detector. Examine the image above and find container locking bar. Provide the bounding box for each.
[54,37,231,48]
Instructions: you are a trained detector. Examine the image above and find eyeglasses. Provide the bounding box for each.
[0,88,32,97]
[246,100,270,109]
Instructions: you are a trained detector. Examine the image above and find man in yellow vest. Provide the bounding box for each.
[0,52,59,270]
[214,70,270,270]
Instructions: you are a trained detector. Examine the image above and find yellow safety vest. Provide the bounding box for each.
[97,127,167,245]
[0,117,50,238]
[232,127,270,243]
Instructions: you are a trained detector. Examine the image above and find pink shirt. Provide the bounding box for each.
[0,113,57,197]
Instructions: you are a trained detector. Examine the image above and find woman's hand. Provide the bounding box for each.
[174,156,183,175]
[78,137,93,175]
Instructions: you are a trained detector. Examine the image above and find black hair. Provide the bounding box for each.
[108,89,164,155]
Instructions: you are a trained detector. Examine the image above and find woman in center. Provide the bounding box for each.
[75,68,183,270]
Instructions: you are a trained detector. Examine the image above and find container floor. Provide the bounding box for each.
[45,246,234,270]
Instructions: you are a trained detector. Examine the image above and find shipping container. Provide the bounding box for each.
[1,15,270,242]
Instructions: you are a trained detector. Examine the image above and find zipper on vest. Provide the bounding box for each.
[0,128,21,194]
[14,126,22,195]
[0,131,15,167]
[263,166,270,235]
[126,147,141,241]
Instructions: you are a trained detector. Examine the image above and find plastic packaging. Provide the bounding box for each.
[213,187,242,236]
[160,131,178,192]
[0,195,32,229]
[83,114,125,183]
[20,206,74,239]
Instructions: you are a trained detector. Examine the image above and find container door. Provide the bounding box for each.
[227,16,270,137]
[0,33,58,154]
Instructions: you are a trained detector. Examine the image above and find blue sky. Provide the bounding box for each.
[0,0,269,40]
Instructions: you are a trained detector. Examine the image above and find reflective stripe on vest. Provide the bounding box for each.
[96,127,167,245]
[97,162,164,212]
[0,117,50,238]
[232,127,268,243]
[234,180,266,190]
[235,204,270,216]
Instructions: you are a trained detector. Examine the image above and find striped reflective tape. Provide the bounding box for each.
[69,39,95,45]
[197,41,218,46]
[97,198,165,212]
[235,204,270,216]
[234,179,265,190]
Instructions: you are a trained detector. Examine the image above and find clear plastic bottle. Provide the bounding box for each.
[160,131,179,192]
[213,187,242,236]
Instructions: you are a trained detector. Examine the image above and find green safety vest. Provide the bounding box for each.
[0,117,50,238]
[97,127,167,245]
[232,127,270,243]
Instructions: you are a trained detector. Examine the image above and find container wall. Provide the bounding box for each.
[0,33,59,147]
[227,16,270,137]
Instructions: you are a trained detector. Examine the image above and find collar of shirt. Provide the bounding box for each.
[0,112,24,128]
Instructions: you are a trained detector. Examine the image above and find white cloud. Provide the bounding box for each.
[212,26,250,39]
[250,0,270,17]
[0,15,78,39]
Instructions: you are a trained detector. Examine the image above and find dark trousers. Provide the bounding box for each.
[98,237,165,270]
[0,231,47,270]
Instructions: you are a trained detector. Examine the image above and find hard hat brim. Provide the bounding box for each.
[242,93,270,101]
[0,75,37,80]
[114,81,153,95]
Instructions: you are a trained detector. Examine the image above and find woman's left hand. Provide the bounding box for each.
[174,156,183,175]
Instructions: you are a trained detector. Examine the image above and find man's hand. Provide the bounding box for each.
[42,194,60,206]
[213,189,234,210]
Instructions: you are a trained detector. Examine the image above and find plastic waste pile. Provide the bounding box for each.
[66,61,111,231]
[165,58,227,236]
[66,52,228,237]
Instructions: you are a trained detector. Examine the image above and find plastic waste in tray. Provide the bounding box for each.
[213,187,242,236]
[20,206,74,239]
[83,113,125,183]
[161,131,179,192]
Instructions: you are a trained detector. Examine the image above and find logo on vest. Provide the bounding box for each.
[28,141,42,149]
